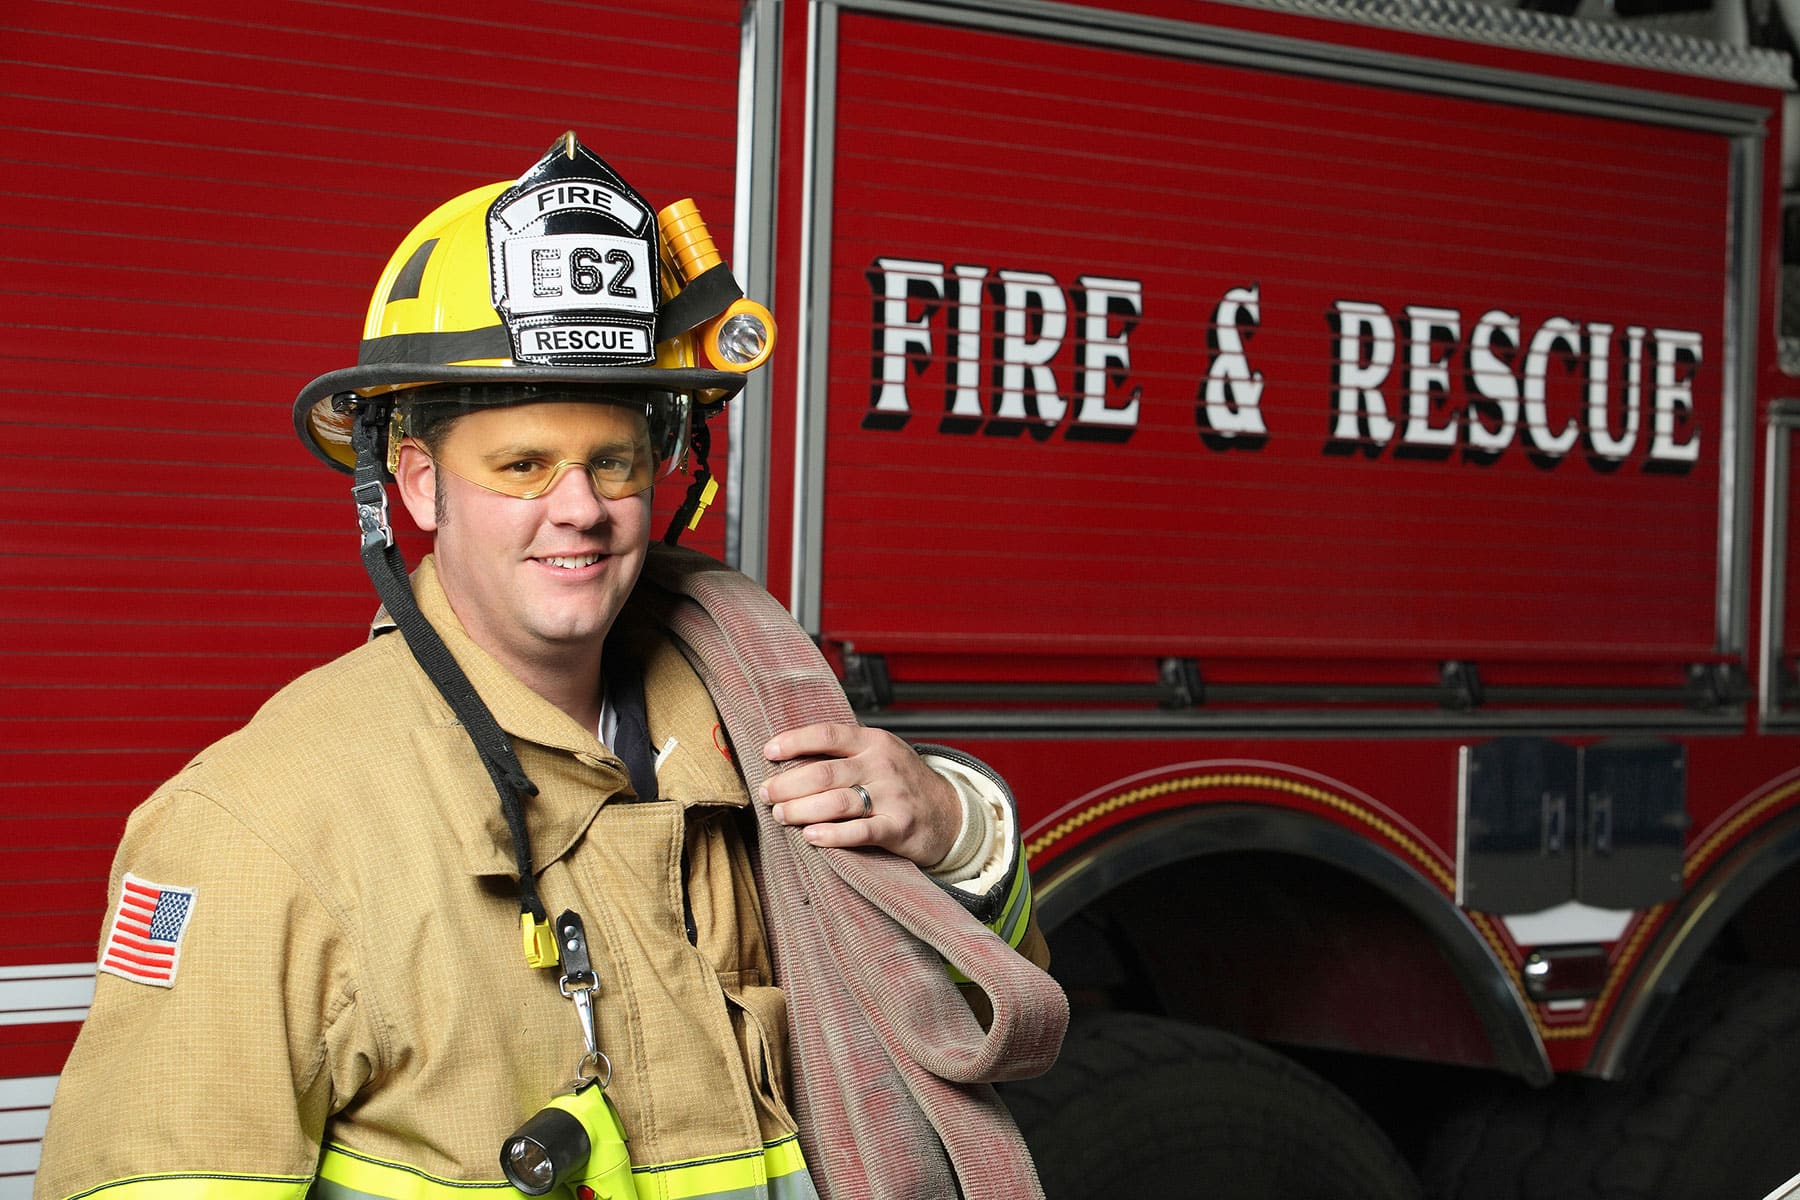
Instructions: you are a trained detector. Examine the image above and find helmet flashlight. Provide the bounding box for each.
[655,198,776,373]
[706,302,775,369]
[499,1081,635,1199]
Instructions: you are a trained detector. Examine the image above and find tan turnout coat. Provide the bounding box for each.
[36,557,801,1197]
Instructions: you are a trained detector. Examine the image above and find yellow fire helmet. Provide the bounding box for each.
[293,131,774,487]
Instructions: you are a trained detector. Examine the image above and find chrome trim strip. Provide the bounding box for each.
[1232,0,1788,86]
[1763,403,1800,724]
[866,706,1744,737]
[1718,133,1763,658]
[792,0,838,633]
[728,0,785,584]
[1455,743,1471,908]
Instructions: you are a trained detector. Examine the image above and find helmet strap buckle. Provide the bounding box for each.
[351,406,396,551]
[353,480,393,551]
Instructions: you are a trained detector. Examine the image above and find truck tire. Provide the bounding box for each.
[999,1011,1422,1199]
[1421,965,1800,1200]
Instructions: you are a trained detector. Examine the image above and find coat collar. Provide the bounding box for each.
[406,555,605,759]
[615,603,748,809]
[378,555,746,880]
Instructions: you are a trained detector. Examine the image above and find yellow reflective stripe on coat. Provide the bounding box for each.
[59,1174,311,1199]
[313,1136,817,1200]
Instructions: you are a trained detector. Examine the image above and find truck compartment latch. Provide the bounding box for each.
[1159,657,1204,709]
[840,651,893,712]
[1684,662,1746,712]
[1441,660,1484,711]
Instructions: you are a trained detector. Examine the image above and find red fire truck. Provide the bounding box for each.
[6,0,1799,1196]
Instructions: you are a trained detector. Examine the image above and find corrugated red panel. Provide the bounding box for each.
[818,10,1734,666]
[0,0,743,989]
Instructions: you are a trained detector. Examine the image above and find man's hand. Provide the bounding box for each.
[760,723,960,867]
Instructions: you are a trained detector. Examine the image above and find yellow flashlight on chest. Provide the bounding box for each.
[500,1079,635,1199]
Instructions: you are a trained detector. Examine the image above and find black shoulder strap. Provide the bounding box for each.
[350,405,548,926]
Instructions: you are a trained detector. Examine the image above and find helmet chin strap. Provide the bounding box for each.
[350,403,552,942]
[663,410,713,546]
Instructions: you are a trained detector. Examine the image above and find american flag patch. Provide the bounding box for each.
[99,873,198,988]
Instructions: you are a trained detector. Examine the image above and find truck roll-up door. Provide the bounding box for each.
[0,0,742,1086]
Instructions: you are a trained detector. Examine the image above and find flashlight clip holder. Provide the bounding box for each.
[553,910,601,1063]
[502,909,638,1196]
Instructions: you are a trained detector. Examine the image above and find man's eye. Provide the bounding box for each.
[593,456,633,476]
[500,459,542,475]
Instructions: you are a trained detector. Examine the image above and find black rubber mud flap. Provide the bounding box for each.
[999,1011,1423,1200]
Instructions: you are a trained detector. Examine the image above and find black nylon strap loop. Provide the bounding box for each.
[350,406,548,923]
[655,262,743,340]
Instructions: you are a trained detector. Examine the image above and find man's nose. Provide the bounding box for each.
[540,461,606,520]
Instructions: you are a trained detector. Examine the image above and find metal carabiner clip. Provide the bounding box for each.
[554,910,600,1059]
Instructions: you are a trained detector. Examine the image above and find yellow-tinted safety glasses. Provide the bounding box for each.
[409,433,656,501]
[395,389,676,501]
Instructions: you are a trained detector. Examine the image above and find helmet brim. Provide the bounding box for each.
[293,361,745,473]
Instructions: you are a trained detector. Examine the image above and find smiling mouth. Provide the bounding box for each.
[540,553,604,570]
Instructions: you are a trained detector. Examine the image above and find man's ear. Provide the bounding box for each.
[391,440,439,533]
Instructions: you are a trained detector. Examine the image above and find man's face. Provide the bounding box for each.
[395,400,654,680]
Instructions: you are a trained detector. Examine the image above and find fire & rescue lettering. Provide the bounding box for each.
[1199,284,1267,446]
[864,258,1705,469]
[1328,300,1702,466]
[865,257,1143,439]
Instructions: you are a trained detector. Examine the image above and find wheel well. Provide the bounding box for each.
[1711,854,1800,971]
[1593,809,1800,1077]
[1035,806,1548,1083]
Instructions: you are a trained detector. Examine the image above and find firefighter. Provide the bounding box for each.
[34,134,1052,1200]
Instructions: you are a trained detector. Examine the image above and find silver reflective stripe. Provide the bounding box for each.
[996,867,1032,947]
[310,1181,396,1200]
[769,1166,822,1200]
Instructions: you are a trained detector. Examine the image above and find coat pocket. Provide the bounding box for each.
[720,975,796,1133]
